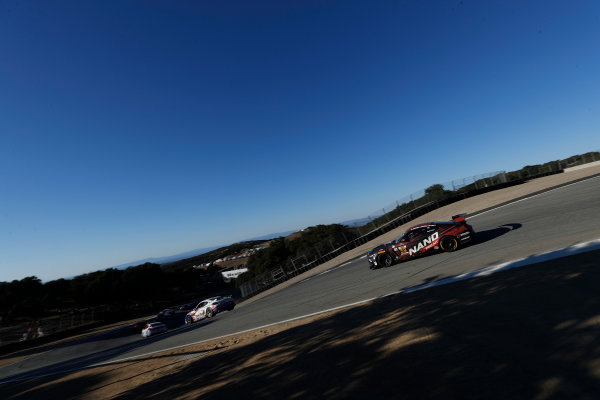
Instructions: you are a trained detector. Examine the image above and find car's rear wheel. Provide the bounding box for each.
[377,253,393,267]
[440,236,458,252]
[206,308,214,318]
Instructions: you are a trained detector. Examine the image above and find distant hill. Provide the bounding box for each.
[112,246,221,270]
[340,217,373,227]
[162,240,269,272]
[111,230,297,271]
[245,230,296,241]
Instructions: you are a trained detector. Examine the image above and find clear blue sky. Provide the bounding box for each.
[1,0,599,282]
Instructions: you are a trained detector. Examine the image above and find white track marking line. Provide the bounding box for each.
[403,238,600,293]
[301,258,360,282]
[468,175,600,219]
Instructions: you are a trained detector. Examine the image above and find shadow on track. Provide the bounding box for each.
[7,250,600,399]
[0,318,216,385]
[473,223,522,245]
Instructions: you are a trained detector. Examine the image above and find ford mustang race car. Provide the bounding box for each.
[184,296,236,325]
[368,214,475,269]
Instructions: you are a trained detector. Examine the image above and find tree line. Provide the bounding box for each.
[236,224,359,285]
[0,263,231,324]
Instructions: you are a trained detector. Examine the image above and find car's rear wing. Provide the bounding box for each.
[452,213,467,223]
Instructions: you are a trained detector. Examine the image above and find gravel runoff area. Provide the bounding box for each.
[2,164,600,400]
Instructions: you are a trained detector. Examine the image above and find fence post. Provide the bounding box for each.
[314,246,322,258]
[341,231,348,244]
[383,209,391,222]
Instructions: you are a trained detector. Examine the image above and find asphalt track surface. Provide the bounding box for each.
[2,176,600,384]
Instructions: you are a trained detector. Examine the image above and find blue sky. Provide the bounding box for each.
[1,0,599,282]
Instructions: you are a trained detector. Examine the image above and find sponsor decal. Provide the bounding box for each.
[221,268,248,279]
[408,232,439,256]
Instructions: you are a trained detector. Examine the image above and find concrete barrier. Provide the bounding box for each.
[565,160,600,172]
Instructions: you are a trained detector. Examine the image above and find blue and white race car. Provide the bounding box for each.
[184,296,236,325]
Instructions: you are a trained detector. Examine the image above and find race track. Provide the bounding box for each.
[2,176,600,384]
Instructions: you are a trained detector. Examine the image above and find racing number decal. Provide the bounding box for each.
[392,245,407,254]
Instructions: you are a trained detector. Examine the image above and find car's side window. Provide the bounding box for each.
[404,231,415,241]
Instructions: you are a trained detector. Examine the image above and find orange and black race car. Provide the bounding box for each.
[368,214,475,269]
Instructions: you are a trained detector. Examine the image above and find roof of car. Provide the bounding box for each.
[408,221,454,230]
[407,223,435,230]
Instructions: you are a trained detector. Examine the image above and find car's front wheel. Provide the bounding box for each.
[377,253,393,268]
[440,236,458,252]
[185,315,193,325]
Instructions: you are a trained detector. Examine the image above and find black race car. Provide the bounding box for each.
[368,214,475,269]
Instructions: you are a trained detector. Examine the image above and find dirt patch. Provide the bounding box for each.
[3,250,600,399]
